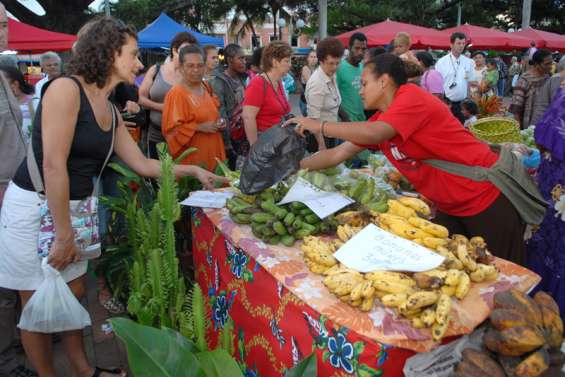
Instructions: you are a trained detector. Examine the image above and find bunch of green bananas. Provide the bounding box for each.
[226,188,337,247]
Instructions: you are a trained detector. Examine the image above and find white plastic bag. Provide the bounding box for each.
[18,258,91,333]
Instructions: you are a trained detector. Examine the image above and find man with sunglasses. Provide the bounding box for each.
[436,32,477,124]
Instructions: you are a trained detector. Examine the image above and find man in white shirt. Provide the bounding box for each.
[436,32,476,124]
[33,51,61,104]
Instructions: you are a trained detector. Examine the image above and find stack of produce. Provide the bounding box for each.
[225,188,338,247]
[455,290,565,377]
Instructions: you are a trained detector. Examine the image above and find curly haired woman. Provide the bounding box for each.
[0,17,227,377]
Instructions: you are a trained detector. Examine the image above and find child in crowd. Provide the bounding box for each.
[461,99,479,128]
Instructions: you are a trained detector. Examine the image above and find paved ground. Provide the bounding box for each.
[17,271,129,376]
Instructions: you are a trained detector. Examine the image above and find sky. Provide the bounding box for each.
[15,0,113,15]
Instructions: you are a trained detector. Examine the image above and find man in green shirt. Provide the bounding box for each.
[336,32,367,122]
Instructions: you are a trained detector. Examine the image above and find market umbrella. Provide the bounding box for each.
[335,19,450,49]
[7,18,76,52]
[442,24,532,51]
[511,27,565,51]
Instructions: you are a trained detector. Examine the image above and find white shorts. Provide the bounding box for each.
[0,182,87,291]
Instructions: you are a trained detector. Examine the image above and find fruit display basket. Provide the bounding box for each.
[470,117,522,144]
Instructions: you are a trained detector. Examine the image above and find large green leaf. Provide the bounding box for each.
[195,349,244,377]
[110,318,201,377]
[285,353,318,377]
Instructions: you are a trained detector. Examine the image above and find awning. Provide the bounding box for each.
[511,27,565,51]
[8,18,76,52]
[138,13,224,49]
[442,24,532,51]
[336,20,450,49]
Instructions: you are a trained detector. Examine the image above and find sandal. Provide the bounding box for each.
[92,366,127,377]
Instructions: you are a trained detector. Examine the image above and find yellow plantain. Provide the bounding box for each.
[435,293,452,325]
[387,199,417,219]
[350,299,362,307]
[432,317,450,341]
[420,269,448,280]
[377,213,408,227]
[365,271,416,287]
[423,237,449,249]
[381,293,408,308]
[408,216,450,238]
[361,281,375,298]
[456,242,477,272]
[455,273,471,300]
[398,196,431,217]
[445,269,462,286]
[441,285,456,297]
[412,317,426,329]
[493,289,543,327]
[372,279,415,294]
[349,282,365,301]
[360,296,375,312]
[469,268,485,283]
[405,291,439,311]
[420,307,437,327]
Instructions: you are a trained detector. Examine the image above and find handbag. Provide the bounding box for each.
[423,144,547,225]
[27,104,116,260]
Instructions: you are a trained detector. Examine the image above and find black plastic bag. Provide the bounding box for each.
[240,124,306,194]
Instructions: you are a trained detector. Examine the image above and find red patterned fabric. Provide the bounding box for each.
[192,209,414,377]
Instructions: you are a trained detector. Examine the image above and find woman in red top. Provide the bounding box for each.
[286,53,526,265]
[242,41,293,146]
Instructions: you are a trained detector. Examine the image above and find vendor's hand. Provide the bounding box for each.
[216,118,227,130]
[48,237,80,270]
[282,117,321,136]
[198,121,221,133]
[191,166,230,189]
[123,101,140,114]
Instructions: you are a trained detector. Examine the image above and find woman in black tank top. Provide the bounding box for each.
[2,17,228,377]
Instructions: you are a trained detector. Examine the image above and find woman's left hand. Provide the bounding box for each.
[190,166,230,190]
[124,100,141,114]
[282,117,321,136]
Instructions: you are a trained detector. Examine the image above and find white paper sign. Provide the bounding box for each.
[278,177,354,219]
[180,191,235,208]
[333,224,445,272]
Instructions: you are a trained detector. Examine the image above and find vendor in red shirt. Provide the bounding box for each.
[285,53,526,265]
[242,41,293,146]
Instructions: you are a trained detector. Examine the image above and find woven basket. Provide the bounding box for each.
[470,117,522,144]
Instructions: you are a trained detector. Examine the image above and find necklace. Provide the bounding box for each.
[186,83,205,107]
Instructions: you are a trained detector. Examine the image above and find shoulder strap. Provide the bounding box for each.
[0,73,25,146]
[27,101,116,197]
[153,64,161,81]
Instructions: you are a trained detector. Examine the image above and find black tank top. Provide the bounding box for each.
[13,76,117,200]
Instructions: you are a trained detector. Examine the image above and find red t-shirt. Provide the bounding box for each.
[357,84,500,216]
[243,76,291,132]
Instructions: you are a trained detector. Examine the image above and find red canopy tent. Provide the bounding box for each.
[336,20,450,49]
[442,24,532,51]
[511,27,565,51]
[7,18,76,52]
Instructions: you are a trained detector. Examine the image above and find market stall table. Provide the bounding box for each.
[192,206,540,376]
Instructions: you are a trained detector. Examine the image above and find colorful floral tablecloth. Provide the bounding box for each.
[192,207,540,376]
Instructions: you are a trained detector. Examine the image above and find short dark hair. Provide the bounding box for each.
[450,32,467,43]
[178,45,205,64]
[462,99,478,115]
[530,49,552,65]
[486,58,497,66]
[415,51,435,68]
[316,37,344,62]
[365,53,407,87]
[349,32,367,48]
[368,47,386,60]
[472,51,486,58]
[0,65,34,95]
[68,16,137,89]
[223,43,243,63]
[261,41,293,72]
[170,32,198,56]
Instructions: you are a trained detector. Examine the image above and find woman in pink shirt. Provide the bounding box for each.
[416,51,444,99]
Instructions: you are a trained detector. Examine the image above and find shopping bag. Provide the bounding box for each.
[18,259,91,333]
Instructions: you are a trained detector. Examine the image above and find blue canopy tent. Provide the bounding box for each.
[138,13,224,49]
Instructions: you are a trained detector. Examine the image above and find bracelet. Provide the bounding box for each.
[320,121,327,138]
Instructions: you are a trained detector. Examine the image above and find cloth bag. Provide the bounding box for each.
[18,258,91,332]
[28,105,116,260]
[424,144,547,225]
[239,123,306,194]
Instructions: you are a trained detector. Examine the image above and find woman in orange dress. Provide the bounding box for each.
[162,45,226,171]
